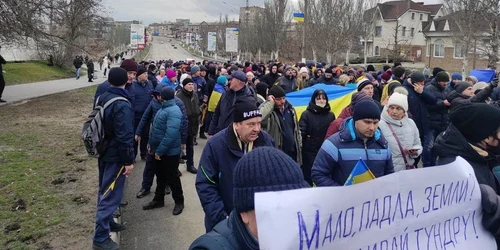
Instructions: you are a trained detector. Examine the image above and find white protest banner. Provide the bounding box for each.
[207,32,217,52]
[255,157,497,250]
[225,28,239,53]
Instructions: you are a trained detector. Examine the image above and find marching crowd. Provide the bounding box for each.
[91,57,500,250]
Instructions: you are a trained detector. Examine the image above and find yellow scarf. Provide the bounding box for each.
[233,126,254,154]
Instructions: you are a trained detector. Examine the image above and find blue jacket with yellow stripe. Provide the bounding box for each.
[195,125,275,232]
[311,117,394,186]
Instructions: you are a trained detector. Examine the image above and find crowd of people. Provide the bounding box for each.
[90,57,500,250]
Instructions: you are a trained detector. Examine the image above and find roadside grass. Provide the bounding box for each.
[3,61,85,85]
[134,45,151,61]
[0,85,98,249]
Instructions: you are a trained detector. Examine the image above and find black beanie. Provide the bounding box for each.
[182,78,193,87]
[455,81,473,94]
[137,67,147,76]
[450,104,500,143]
[435,71,450,82]
[367,65,376,72]
[433,67,445,77]
[256,82,269,98]
[233,147,310,212]
[160,86,175,101]
[233,97,262,123]
[353,100,381,121]
[269,85,286,98]
[325,68,333,74]
[108,67,128,86]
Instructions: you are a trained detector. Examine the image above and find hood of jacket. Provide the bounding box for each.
[434,124,494,164]
[307,89,331,113]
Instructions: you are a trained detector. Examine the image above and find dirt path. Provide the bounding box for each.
[0,86,99,249]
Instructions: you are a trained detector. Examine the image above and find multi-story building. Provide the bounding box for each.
[364,0,443,61]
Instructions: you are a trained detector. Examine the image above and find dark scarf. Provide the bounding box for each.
[182,87,193,98]
[230,211,259,250]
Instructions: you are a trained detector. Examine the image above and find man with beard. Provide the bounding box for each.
[277,66,298,93]
[196,97,275,232]
[260,63,280,88]
[314,67,337,85]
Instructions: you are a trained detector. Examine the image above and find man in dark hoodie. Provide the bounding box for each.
[147,64,159,89]
[260,63,280,88]
[424,67,445,85]
[424,71,451,166]
[277,66,298,93]
[314,67,337,85]
[433,104,500,246]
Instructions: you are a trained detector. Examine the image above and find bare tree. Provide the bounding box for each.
[262,0,293,60]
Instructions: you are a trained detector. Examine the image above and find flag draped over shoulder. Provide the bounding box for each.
[285,84,355,119]
[344,159,376,186]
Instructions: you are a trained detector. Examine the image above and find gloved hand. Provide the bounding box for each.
[490,78,498,88]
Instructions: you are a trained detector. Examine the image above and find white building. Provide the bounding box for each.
[364,0,443,61]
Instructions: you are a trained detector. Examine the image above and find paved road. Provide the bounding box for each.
[146,36,204,62]
[119,38,207,250]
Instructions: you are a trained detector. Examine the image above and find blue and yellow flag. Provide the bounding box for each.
[286,84,355,119]
[344,159,376,186]
[293,12,305,22]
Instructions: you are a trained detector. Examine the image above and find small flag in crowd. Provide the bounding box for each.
[344,159,375,186]
[293,12,304,22]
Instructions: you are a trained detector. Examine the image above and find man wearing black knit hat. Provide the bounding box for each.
[259,85,302,164]
[433,104,500,243]
[94,59,138,109]
[190,147,309,249]
[312,100,394,186]
[196,97,275,232]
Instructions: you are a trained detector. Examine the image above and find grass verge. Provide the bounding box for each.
[3,61,83,86]
[134,45,151,61]
[0,85,98,249]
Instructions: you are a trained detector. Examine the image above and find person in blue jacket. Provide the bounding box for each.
[94,59,138,109]
[189,147,309,250]
[196,97,275,232]
[133,67,154,160]
[312,100,394,186]
[134,85,188,199]
[161,69,179,90]
[142,87,185,215]
[92,67,134,250]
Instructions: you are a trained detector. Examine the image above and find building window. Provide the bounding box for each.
[434,39,444,57]
[412,13,415,20]
[375,26,382,37]
[454,42,466,58]
[402,27,406,36]
[420,14,423,20]
[375,46,380,56]
[411,28,414,37]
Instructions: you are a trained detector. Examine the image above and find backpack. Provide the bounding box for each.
[82,96,129,158]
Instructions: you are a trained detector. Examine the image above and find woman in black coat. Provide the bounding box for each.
[298,89,335,185]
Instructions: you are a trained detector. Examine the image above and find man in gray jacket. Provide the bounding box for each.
[277,66,298,93]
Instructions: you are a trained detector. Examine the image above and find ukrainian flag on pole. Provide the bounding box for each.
[344,159,376,186]
[293,12,305,22]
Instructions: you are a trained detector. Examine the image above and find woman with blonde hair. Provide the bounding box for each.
[297,67,311,89]
[337,74,349,86]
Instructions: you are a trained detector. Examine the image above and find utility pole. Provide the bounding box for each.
[301,0,308,63]
[245,0,250,61]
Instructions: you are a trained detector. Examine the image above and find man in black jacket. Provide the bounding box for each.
[73,56,83,80]
[433,104,500,245]
[0,47,6,102]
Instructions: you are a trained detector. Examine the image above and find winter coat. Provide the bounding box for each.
[176,88,200,137]
[97,87,135,165]
[87,61,94,78]
[425,79,451,132]
[378,106,422,172]
[196,126,275,231]
[325,106,353,139]
[299,101,335,173]
[492,87,500,101]
[314,76,337,85]
[447,86,494,113]
[148,72,159,89]
[207,84,225,112]
[73,57,83,68]
[133,80,154,119]
[148,99,182,157]
[311,118,394,186]
[94,80,135,112]
[208,86,256,136]
[297,75,311,90]
[0,54,6,74]
[102,57,109,68]
[434,124,500,247]
[277,76,298,93]
[160,77,179,90]
[260,72,280,87]
[260,100,303,165]
[403,79,437,140]
[189,210,259,250]
[135,97,188,144]
[192,75,207,103]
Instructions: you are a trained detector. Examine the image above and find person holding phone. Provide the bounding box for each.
[379,92,422,172]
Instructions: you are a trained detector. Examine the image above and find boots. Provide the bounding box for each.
[142,200,164,210]
[173,203,184,215]
[187,165,197,174]
[92,238,119,250]
[110,221,126,232]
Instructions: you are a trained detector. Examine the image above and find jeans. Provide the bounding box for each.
[153,155,184,204]
[94,160,126,242]
[186,135,195,166]
[76,67,81,78]
[422,129,439,167]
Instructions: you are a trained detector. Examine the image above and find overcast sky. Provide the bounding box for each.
[104,0,441,25]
